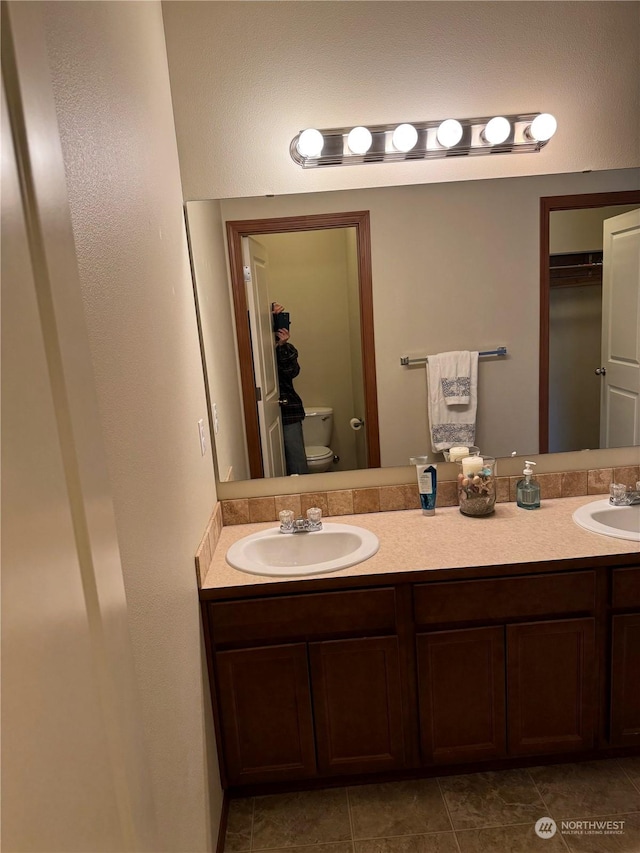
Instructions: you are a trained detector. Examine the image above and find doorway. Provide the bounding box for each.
[539,190,640,452]
[226,211,381,478]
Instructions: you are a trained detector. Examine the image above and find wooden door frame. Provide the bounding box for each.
[539,189,640,453]
[226,211,381,479]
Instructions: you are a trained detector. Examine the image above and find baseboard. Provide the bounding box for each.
[215,791,229,853]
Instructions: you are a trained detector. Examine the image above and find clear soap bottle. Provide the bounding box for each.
[516,461,540,509]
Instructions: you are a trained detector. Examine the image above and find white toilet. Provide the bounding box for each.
[302,407,335,473]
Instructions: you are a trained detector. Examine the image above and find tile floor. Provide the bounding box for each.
[223,758,640,853]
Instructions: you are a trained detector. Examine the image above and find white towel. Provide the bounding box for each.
[434,350,472,405]
[427,351,479,451]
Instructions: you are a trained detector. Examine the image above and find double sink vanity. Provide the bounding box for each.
[199,494,640,794]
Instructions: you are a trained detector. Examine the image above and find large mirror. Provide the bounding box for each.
[185,168,639,485]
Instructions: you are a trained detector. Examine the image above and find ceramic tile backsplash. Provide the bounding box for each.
[614,465,640,488]
[327,490,355,516]
[217,467,631,532]
[561,470,588,497]
[353,488,381,514]
[195,502,223,587]
[588,467,613,494]
[248,496,276,523]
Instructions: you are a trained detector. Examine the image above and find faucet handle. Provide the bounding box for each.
[279,509,294,530]
[610,483,628,504]
[306,507,322,523]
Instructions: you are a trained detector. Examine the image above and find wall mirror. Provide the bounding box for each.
[185,168,639,487]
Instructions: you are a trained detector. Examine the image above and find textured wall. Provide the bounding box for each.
[163,1,640,200]
[41,2,222,850]
[220,168,638,466]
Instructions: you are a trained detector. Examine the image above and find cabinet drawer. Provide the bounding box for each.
[414,571,596,626]
[612,567,640,610]
[209,587,396,646]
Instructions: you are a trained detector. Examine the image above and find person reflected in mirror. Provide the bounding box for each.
[273,302,309,475]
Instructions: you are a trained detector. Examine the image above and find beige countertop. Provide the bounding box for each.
[201,495,638,594]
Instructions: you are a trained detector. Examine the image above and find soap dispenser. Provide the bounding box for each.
[516,461,540,510]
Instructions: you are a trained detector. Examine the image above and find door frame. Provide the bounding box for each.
[538,190,640,453]
[226,211,381,479]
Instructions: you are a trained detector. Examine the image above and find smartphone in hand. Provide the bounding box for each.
[273,311,290,333]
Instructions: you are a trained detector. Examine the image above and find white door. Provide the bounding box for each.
[243,237,286,477]
[1,16,156,848]
[600,208,640,448]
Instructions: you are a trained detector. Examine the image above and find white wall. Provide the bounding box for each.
[220,169,638,465]
[548,204,640,452]
[550,205,640,253]
[186,200,249,481]
[163,1,640,200]
[40,2,222,850]
[258,230,359,470]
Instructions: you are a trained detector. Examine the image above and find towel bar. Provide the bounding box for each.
[400,347,507,366]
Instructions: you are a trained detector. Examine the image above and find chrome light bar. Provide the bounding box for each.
[290,113,556,169]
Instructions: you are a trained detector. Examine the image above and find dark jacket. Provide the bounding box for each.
[276,342,305,425]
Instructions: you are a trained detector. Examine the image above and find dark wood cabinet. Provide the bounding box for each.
[202,558,639,793]
[310,636,405,775]
[417,626,506,764]
[215,643,316,785]
[507,618,596,755]
[610,614,640,747]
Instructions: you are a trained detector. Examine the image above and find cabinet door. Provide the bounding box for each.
[417,627,507,764]
[507,618,596,756]
[309,636,405,775]
[611,613,640,747]
[215,644,316,785]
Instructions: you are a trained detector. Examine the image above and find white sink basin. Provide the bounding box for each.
[226,522,380,577]
[573,499,640,542]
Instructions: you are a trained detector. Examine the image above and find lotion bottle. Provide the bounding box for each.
[516,461,540,509]
[410,456,437,516]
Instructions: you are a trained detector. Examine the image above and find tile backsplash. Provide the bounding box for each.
[221,465,639,527]
[193,465,638,588]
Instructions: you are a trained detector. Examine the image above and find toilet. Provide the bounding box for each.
[302,407,335,473]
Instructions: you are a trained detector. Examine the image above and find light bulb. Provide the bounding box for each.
[347,126,373,155]
[483,116,511,145]
[296,128,324,158]
[391,123,418,152]
[436,119,463,148]
[529,113,557,142]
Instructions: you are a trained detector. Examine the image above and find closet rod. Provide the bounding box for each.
[400,347,507,366]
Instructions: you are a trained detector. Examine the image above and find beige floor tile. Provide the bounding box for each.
[528,761,640,820]
[355,833,459,853]
[563,812,640,852]
[618,758,640,792]
[348,779,451,840]
[438,769,546,830]
[456,822,569,852]
[256,844,354,853]
[224,798,254,852]
[252,789,351,849]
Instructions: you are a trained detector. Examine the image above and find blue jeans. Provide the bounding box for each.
[283,421,309,475]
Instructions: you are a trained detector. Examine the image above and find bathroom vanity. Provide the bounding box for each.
[199,496,640,794]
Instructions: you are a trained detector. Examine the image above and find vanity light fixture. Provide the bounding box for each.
[296,128,325,158]
[290,112,557,168]
[436,118,463,148]
[482,116,511,145]
[347,125,373,155]
[392,123,418,152]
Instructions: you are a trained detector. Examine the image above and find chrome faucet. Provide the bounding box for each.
[279,507,323,533]
[609,482,640,506]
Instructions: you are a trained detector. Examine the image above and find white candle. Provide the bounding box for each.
[462,455,484,475]
[448,446,469,462]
